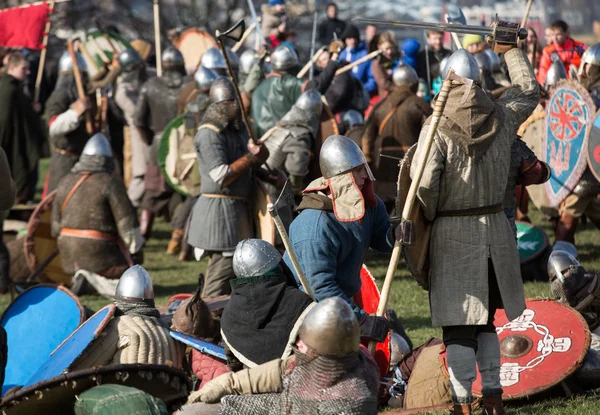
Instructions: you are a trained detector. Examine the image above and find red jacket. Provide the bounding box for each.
[537,38,586,84]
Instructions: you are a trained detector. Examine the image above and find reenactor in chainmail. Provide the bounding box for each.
[555,44,600,243]
[167,66,219,258]
[134,47,189,241]
[45,51,94,194]
[187,77,269,297]
[72,265,184,369]
[51,134,143,279]
[181,297,379,415]
[261,89,322,194]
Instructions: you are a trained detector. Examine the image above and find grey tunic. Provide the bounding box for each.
[187,125,253,251]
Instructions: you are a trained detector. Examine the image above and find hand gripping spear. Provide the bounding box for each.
[267,181,315,300]
[215,20,260,146]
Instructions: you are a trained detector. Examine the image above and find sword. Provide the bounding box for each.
[309,11,318,80]
[267,181,315,300]
[246,0,266,46]
[354,15,528,45]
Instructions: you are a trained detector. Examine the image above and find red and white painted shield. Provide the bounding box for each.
[473,300,590,400]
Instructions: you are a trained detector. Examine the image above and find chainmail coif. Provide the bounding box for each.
[220,349,379,414]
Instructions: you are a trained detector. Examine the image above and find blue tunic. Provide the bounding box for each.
[283,197,393,321]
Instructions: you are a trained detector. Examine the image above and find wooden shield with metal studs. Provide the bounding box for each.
[543,80,595,206]
[472,300,590,400]
[587,110,600,183]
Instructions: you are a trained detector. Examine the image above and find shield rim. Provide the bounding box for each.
[587,109,600,183]
[515,220,549,265]
[158,114,192,196]
[472,299,591,400]
[85,30,132,69]
[174,28,218,73]
[543,80,594,206]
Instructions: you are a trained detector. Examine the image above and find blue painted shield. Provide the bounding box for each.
[24,304,115,388]
[0,285,84,395]
[543,80,595,206]
[170,331,226,360]
[587,110,600,183]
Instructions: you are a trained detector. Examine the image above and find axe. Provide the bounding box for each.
[216,20,261,146]
[67,40,95,135]
[267,181,315,300]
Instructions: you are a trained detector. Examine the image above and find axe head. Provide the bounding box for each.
[446,7,467,25]
[272,180,295,213]
[217,19,246,42]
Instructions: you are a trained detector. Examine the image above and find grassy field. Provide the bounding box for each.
[2,159,599,413]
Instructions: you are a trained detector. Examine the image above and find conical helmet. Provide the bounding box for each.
[82,133,112,158]
[442,49,480,81]
[232,239,281,278]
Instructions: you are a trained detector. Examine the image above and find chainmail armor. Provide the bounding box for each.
[220,351,379,414]
[503,139,537,236]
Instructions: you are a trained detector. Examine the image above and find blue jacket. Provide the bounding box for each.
[283,196,393,321]
[339,42,377,94]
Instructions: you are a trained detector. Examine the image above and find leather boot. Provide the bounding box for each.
[166,228,184,255]
[139,209,155,241]
[452,404,472,415]
[481,395,505,415]
[555,213,578,244]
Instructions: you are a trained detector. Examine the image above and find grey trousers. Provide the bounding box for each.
[202,252,235,297]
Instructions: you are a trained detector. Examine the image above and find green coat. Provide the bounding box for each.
[250,73,306,139]
[0,75,45,196]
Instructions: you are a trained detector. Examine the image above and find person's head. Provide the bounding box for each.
[319,135,374,183]
[6,51,30,81]
[426,30,444,52]
[162,46,185,74]
[462,34,484,54]
[270,44,299,73]
[232,239,282,278]
[316,49,331,68]
[545,59,567,89]
[393,63,419,91]
[544,26,554,46]
[527,27,538,46]
[376,31,397,60]
[580,43,600,76]
[194,66,218,93]
[201,47,227,77]
[341,25,360,50]
[268,0,286,14]
[115,265,155,305]
[442,49,480,82]
[550,20,569,46]
[365,24,377,44]
[351,164,369,191]
[117,48,143,73]
[209,76,239,120]
[548,250,586,306]
[326,3,338,19]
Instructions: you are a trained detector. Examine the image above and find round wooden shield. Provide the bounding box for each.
[354,264,391,378]
[23,190,71,286]
[158,114,200,197]
[175,28,218,75]
[253,180,276,246]
[82,30,132,77]
[543,80,595,206]
[516,221,549,265]
[0,285,84,395]
[24,304,116,388]
[472,300,590,400]
[0,364,192,414]
[587,109,600,183]
[520,110,559,217]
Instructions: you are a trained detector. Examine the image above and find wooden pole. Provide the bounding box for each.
[66,40,94,135]
[154,0,162,77]
[231,22,257,53]
[335,50,382,76]
[368,75,454,355]
[297,46,326,79]
[521,0,534,28]
[34,0,55,104]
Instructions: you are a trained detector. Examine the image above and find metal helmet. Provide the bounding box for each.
[82,133,112,158]
[201,48,227,70]
[270,45,299,72]
[474,51,492,72]
[483,49,501,73]
[319,135,374,180]
[342,110,364,130]
[547,250,587,304]
[114,265,154,302]
[389,332,411,369]
[162,47,185,71]
[239,49,258,75]
[298,297,360,357]
[581,43,600,68]
[552,241,578,259]
[392,64,419,86]
[442,49,480,82]
[546,59,567,87]
[209,76,236,103]
[194,66,218,92]
[58,51,88,74]
[117,48,142,72]
[295,89,323,116]
[232,239,281,278]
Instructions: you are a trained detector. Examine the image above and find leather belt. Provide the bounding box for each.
[202,194,249,201]
[437,203,503,218]
[54,148,78,157]
[60,228,118,241]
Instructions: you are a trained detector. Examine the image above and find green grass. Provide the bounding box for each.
[5,159,600,413]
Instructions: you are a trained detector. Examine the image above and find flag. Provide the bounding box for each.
[0,3,50,50]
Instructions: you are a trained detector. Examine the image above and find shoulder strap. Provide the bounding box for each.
[61,173,90,213]
[198,123,221,133]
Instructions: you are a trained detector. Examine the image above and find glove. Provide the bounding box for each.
[254,168,287,189]
[393,221,415,245]
[247,140,270,165]
[329,40,344,55]
[186,381,227,404]
[360,315,390,343]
